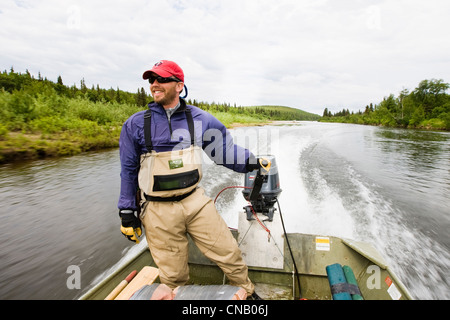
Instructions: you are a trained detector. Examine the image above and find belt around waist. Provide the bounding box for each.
[144,188,196,202]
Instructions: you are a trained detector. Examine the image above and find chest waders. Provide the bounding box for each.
[138,106,255,296]
[138,107,203,201]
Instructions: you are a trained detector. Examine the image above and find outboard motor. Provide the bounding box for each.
[242,155,282,221]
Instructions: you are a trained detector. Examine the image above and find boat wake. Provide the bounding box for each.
[296,139,450,300]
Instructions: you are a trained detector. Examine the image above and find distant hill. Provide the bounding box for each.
[186,100,321,127]
[245,105,321,121]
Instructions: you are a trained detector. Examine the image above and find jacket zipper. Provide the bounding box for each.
[166,106,185,136]
[165,112,173,135]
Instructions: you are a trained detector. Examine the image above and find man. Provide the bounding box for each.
[118,60,261,299]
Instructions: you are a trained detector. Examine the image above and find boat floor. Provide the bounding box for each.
[254,283,293,300]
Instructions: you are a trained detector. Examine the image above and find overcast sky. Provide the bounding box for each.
[1,0,449,115]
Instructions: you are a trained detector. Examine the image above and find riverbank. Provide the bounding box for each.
[0,116,275,165]
[319,117,449,131]
[0,129,121,164]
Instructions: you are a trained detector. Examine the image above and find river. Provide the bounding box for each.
[0,122,448,300]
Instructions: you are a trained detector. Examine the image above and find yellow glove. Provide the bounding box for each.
[119,210,142,243]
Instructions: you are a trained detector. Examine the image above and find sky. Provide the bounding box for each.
[1,0,449,115]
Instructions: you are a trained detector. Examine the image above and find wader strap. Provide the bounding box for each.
[143,107,195,152]
[185,108,195,146]
[144,188,196,202]
[143,109,153,152]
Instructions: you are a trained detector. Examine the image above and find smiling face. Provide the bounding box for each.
[150,75,184,109]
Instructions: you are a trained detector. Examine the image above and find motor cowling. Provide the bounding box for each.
[242,155,282,221]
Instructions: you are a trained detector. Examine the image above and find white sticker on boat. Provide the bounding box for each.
[315,237,330,251]
[387,282,402,300]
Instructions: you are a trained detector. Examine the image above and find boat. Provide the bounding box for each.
[79,156,413,301]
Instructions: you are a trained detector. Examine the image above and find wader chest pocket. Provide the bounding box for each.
[153,169,200,191]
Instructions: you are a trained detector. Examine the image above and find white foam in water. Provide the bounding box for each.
[221,125,357,238]
[350,170,450,299]
[296,167,356,239]
[260,125,356,238]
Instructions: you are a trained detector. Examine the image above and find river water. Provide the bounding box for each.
[0,122,448,300]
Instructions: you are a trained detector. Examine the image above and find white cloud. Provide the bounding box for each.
[1,0,449,115]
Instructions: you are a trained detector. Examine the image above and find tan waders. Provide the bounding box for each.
[140,188,254,294]
[138,108,255,295]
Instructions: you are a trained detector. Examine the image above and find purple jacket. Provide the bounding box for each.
[118,99,254,210]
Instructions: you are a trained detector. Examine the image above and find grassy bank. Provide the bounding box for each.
[0,69,319,164]
[320,79,450,131]
[0,95,141,163]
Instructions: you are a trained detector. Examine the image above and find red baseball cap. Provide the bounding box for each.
[142,60,184,82]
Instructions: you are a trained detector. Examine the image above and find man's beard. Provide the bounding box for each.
[153,86,178,107]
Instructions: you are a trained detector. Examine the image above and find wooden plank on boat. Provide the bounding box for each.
[104,270,137,300]
[115,266,159,300]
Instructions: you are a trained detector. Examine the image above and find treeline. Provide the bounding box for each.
[321,79,450,130]
[0,68,317,163]
[0,68,148,163]
[0,67,150,108]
